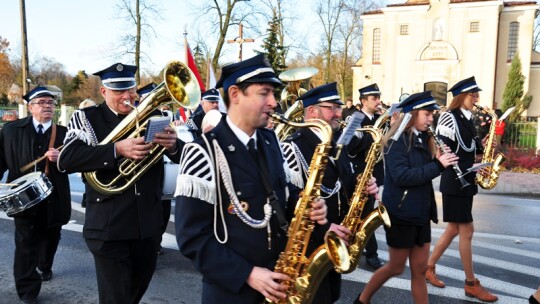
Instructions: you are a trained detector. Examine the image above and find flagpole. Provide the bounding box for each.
[206,57,211,89]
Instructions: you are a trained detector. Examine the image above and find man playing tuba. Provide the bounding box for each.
[59,63,183,304]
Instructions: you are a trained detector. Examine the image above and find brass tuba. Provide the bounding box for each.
[474,105,506,189]
[84,61,201,195]
[267,113,349,304]
[278,67,318,112]
[273,67,319,141]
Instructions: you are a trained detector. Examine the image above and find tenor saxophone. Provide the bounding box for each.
[289,127,391,304]
[475,105,506,189]
[268,113,348,304]
[326,127,390,273]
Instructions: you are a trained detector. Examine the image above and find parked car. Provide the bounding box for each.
[2,110,18,122]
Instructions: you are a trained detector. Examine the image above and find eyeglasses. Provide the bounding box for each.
[317,104,342,112]
[468,93,480,99]
[30,101,56,107]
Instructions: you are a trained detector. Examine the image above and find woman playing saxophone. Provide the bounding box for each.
[355,91,457,304]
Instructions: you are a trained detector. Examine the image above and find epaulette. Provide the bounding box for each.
[174,142,216,204]
[435,111,456,141]
[281,142,304,188]
[64,109,99,146]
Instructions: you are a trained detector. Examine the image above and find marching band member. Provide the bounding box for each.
[0,86,71,304]
[355,91,457,304]
[347,83,385,270]
[174,54,327,303]
[59,63,182,304]
[185,88,222,138]
[283,82,378,303]
[426,76,499,302]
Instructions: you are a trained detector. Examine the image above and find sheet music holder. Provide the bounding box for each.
[337,112,365,146]
[498,106,515,121]
[388,103,401,116]
[144,116,171,143]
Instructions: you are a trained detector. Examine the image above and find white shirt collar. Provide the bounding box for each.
[460,108,472,120]
[361,109,374,121]
[411,127,420,136]
[226,115,257,148]
[32,119,52,132]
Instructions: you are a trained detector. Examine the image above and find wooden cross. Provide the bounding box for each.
[226,23,255,62]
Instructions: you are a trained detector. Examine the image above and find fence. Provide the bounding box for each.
[0,105,76,128]
[503,117,538,150]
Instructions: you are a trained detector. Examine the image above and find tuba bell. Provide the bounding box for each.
[84,60,201,195]
[273,67,318,141]
[278,67,318,112]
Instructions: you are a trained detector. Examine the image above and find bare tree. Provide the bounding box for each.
[190,0,263,71]
[316,0,347,84]
[115,0,162,83]
[0,36,17,97]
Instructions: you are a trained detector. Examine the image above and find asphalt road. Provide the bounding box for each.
[0,174,539,303]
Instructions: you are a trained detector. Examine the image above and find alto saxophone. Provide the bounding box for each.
[268,113,348,304]
[288,127,391,304]
[326,127,390,273]
[474,105,506,189]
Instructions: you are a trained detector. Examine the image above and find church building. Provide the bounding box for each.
[352,0,540,116]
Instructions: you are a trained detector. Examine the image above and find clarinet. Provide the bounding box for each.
[427,126,470,189]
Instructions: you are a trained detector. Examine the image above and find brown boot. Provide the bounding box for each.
[464,279,498,302]
[426,265,445,288]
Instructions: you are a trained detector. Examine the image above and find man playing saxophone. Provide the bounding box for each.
[59,63,182,304]
[346,83,386,270]
[282,82,378,303]
[174,54,327,304]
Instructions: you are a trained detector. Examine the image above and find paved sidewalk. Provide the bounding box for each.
[432,171,540,198]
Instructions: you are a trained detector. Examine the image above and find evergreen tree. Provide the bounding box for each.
[502,53,532,122]
[501,53,533,145]
[258,15,287,76]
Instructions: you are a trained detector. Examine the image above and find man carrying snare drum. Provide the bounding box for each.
[0,86,71,304]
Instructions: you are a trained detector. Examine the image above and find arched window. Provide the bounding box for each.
[507,21,519,62]
[372,28,381,64]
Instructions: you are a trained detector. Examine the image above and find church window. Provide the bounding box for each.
[470,21,480,33]
[507,21,519,62]
[373,28,381,64]
[400,24,409,35]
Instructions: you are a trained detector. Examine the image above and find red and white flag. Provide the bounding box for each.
[179,38,206,121]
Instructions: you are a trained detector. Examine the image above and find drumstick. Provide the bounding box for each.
[0,183,19,187]
[20,145,64,173]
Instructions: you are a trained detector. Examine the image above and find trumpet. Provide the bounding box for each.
[427,126,470,188]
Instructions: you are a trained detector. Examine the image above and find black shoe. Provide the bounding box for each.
[366,257,384,269]
[41,271,52,281]
[352,292,364,304]
[157,246,164,255]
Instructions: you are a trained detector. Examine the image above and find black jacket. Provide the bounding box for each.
[0,116,71,226]
[59,102,181,241]
[437,109,481,196]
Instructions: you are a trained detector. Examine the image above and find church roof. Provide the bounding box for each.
[385,0,537,7]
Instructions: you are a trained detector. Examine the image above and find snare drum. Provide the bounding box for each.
[162,156,179,200]
[0,172,53,216]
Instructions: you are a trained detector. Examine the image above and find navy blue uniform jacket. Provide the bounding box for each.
[383,131,441,225]
[59,103,181,241]
[175,117,289,303]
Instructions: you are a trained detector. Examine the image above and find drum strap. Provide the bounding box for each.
[45,125,57,176]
